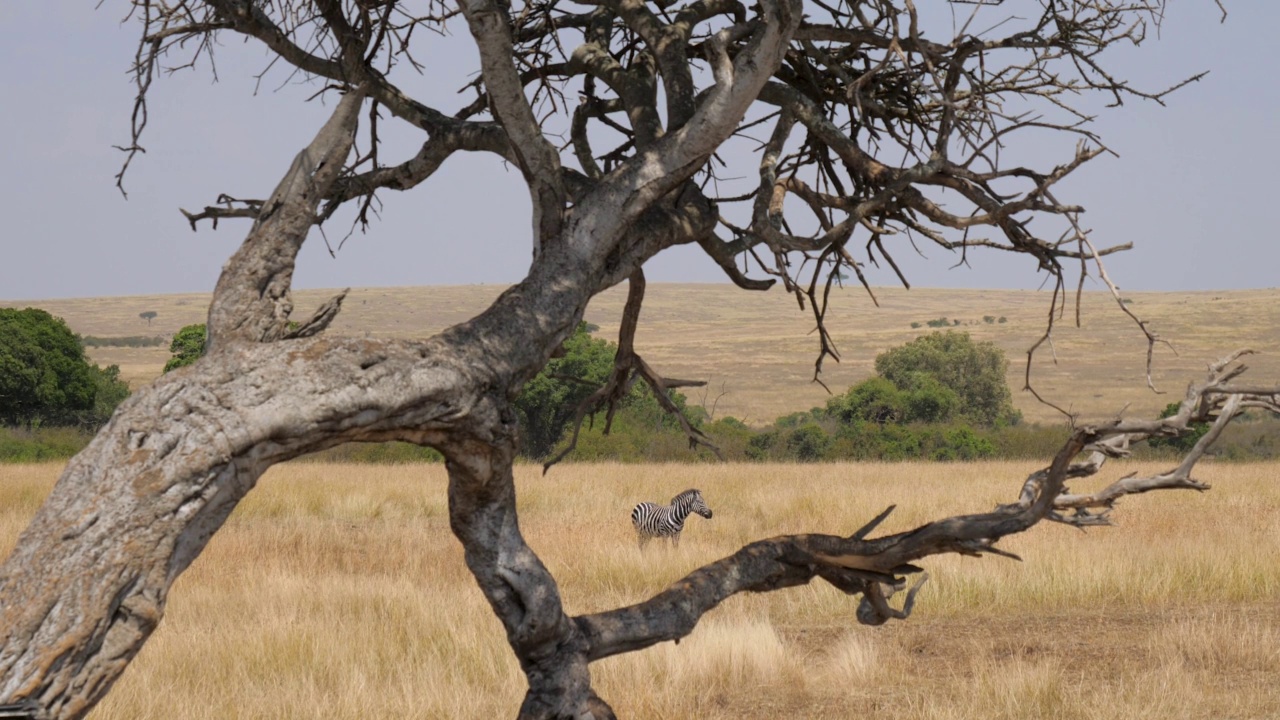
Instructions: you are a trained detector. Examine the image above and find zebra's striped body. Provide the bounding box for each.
[630,489,713,548]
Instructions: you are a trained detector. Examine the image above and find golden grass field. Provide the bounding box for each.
[6,284,1279,426]
[2,461,1278,719]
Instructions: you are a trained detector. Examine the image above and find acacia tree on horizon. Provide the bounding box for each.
[2,1,1275,719]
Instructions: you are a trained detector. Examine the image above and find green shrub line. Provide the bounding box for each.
[0,427,97,462]
[6,320,1277,466]
[5,416,1277,465]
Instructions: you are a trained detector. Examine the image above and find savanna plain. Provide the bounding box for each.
[3,461,1278,719]
[6,284,1280,717]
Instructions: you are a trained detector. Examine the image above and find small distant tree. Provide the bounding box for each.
[164,324,207,373]
[139,311,158,326]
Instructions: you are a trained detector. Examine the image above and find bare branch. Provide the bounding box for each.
[459,0,566,252]
[179,196,263,231]
[206,86,364,350]
[282,289,349,339]
[579,352,1280,659]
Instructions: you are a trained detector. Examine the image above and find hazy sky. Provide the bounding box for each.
[1,2,1275,301]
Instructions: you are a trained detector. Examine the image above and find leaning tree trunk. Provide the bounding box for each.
[0,7,801,716]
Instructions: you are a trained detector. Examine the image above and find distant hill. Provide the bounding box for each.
[6,284,1278,426]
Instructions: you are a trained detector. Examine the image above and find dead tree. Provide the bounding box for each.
[0,2,1262,719]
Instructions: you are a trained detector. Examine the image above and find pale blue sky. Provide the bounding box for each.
[0,2,1275,301]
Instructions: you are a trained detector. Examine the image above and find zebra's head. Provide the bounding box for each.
[675,489,713,519]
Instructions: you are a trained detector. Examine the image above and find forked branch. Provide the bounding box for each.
[543,270,719,472]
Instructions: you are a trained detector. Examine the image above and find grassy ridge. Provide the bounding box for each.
[3,461,1276,718]
[8,284,1280,426]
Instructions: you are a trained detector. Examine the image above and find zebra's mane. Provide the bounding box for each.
[671,489,702,504]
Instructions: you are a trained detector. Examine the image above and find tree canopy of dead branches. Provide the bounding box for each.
[0,1,1260,719]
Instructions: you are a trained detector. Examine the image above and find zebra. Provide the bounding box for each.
[630,489,713,549]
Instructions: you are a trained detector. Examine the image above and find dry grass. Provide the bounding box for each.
[2,460,1278,718]
[6,284,1279,425]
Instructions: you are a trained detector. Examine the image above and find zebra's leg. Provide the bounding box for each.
[672,532,681,549]
[636,531,651,550]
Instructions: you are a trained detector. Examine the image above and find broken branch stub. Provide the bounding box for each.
[206,87,365,351]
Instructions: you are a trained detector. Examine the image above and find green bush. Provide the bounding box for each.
[836,422,922,461]
[875,331,1018,427]
[745,430,779,461]
[899,373,960,424]
[784,423,831,461]
[87,365,131,427]
[164,324,207,373]
[703,417,756,460]
[827,377,904,425]
[515,322,626,459]
[515,322,711,461]
[927,426,996,461]
[1,308,102,427]
[823,422,996,462]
